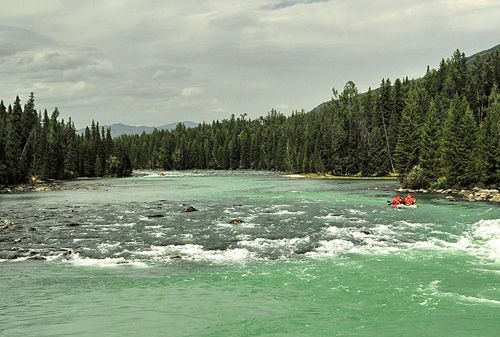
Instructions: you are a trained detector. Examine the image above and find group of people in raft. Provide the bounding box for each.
[391,193,416,208]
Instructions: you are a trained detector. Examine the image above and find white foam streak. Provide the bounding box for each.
[471,219,500,261]
[67,253,148,268]
[238,237,310,250]
[135,244,254,263]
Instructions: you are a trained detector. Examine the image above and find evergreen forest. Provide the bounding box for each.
[1,47,499,189]
[115,48,499,189]
[0,93,132,186]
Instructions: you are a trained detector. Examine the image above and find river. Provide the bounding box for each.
[0,171,499,336]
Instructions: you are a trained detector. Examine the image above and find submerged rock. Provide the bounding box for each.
[183,206,197,212]
[0,251,21,259]
[60,249,73,256]
[361,230,372,235]
[228,219,244,225]
[146,214,165,218]
[27,255,46,261]
[66,223,81,227]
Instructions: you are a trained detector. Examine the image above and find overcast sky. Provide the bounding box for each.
[0,0,499,127]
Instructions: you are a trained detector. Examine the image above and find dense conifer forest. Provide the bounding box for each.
[115,48,499,189]
[1,47,499,189]
[0,94,132,186]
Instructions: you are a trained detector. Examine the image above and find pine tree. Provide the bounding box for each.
[474,89,500,187]
[395,88,421,175]
[418,100,441,181]
[377,78,395,172]
[441,96,477,187]
[0,101,7,184]
[5,97,24,183]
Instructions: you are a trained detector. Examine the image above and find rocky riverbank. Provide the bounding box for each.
[282,173,499,203]
[0,182,65,193]
[0,180,109,194]
[396,187,500,203]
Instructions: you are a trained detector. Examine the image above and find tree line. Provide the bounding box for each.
[115,49,499,189]
[0,93,132,186]
[1,48,498,189]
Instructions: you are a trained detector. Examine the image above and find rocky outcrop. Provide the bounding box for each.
[458,188,499,202]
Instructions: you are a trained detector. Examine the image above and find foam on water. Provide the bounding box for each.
[238,237,310,250]
[305,239,355,257]
[314,213,345,220]
[97,242,121,253]
[444,292,500,306]
[397,220,433,229]
[263,210,306,216]
[347,209,367,215]
[470,219,500,262]
[409,237,472,251]
[66,253,148,268]
[418,280,500,307]
[134,244,254,263]
[403,218,500,262]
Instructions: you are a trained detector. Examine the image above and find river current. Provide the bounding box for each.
[1,171,499,336]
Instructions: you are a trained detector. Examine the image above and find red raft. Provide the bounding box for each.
[390,193,417,208]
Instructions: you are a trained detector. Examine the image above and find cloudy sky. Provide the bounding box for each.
[0,0,499,127]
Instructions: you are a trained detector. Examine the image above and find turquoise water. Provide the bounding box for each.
[1,171,499,336]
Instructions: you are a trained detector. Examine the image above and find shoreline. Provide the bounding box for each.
[2,173,499,203]
[282,173,398,180]
[0,179,108,194]
[283,173,500,203]
[395,187,500,203]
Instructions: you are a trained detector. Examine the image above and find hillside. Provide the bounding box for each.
[310,43,500,114]
[469,43,500,59]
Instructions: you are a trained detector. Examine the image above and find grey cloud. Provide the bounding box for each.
[0,1,499,128]
[0,25,53,57]
[16,51,102,70]
[127,65,192,81]
[264,0,330,10]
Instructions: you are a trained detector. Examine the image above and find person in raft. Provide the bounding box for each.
[403,193,416,206]
[391,193,417,208]
[391,195,403,208]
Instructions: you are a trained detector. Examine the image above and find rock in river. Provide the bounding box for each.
[183,206,197,212]
[27,255,46,261]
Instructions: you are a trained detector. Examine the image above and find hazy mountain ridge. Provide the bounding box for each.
[79,121,198,137]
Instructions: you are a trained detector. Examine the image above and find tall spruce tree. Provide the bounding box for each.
[441,96,477,187]
[0,101,7,184]
[5,97,24,183]
[395,88,421,175]
[474,89,500,187]
[418,100,441,182]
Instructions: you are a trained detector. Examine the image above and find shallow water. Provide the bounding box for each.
[1,171,499,336]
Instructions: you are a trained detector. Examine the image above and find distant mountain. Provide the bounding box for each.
[78,121,198,137]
